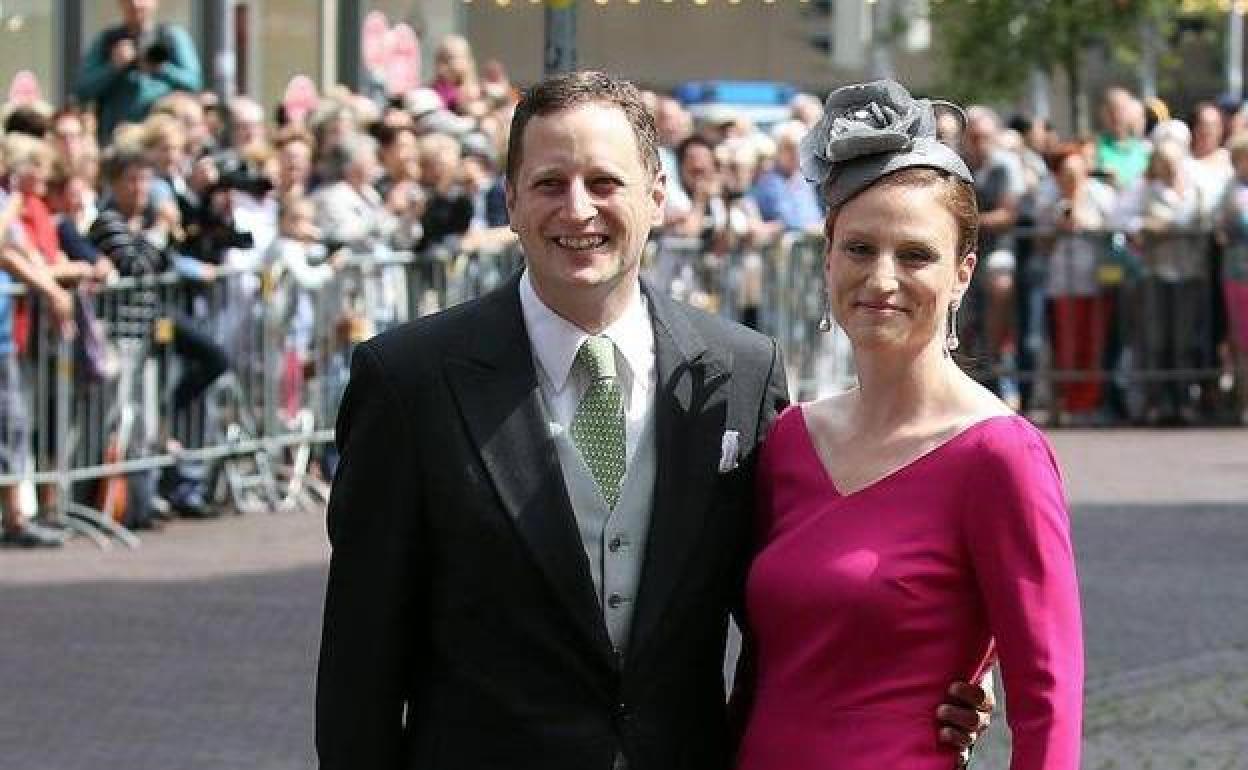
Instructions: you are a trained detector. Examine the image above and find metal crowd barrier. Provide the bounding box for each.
[0,226,1239,548]
[0,243,525,549]
[648,226,1238,419]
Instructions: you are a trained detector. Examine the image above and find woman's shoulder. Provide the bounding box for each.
[764,402,808,447]
[777,391,855,437]
[959,412,1061,490]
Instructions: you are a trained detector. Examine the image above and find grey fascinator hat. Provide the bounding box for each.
[799,79,973,209]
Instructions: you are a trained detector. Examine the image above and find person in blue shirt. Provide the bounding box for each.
[750,120,824,234]
[74,0,202,145]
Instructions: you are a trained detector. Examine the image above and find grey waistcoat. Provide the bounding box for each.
[550,414,657,655]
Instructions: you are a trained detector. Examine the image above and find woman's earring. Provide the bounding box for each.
[817,297,833,333]
[945,302,961,353]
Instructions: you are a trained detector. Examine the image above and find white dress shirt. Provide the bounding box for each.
[519,270,656,464]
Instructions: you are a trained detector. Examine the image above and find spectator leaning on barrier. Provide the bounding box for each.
[0,189,68,548]
[1214,134,1248,424]
[414,132,472,252]
[267,193,344,422]
[752,120,823,234]
[88,148,230,453]
[313,133,395,253]
[75,0,203,145]
[1188,102,1233,220]
[373,123,419,203]
[274,129,316,200]
[1006,114,1057,413]
[720,137,779,329]
[4,134,100,369]
[654,96,694,224]
[964,106,1025,408]
[1036,144,1119,424]
[460,131,508,231]
[50,108,100,195]
[1096,87,1151,191]
[142,112,188,210]
[151,91,214,160]
[1128,140,1209,424]
[430,34,483,117]
[669,135,735,251]
[47,162,114,279]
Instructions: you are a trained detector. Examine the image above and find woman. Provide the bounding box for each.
[737,81,1083,770]
[1130,140,1209,424]
[429,34,483,117]
[1215,134,1248,423]
[1036,144,1118,423]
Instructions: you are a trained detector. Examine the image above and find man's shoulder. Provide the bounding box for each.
[359,282,518,374]
[661,296,777,365]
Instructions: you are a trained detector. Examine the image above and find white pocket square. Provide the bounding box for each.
[718,430,740,473]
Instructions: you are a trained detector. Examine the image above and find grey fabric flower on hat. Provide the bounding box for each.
[800,79,972,209]
[820,80,932,164]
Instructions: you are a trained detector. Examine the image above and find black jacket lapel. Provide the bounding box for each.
[628,283,731,659]
[445,278,614,660]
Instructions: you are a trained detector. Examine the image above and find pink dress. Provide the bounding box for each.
[737,407,1083,770]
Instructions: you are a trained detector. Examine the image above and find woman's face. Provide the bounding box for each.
[825,181,974,357]
[1057,153,1087,195]
[14,160,48,198]
[1150,149,1180,186]
[436,41,471,82]
[150,133,184,174]
[57,176,90,214]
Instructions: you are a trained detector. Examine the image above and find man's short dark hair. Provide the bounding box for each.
[371,121,415,151]
[506,70,660,183]
[102,146,153,182]
[4,106,50,139]
[676,135,716,168]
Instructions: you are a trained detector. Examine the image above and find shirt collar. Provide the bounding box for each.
[518,269,651,394]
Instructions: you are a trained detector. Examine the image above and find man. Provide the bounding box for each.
[963,106,1025,409]
[311,133,395,253]
[1095,87,1150,191]
[88,149,229,475]
[316,71,989,769]
[75,0,203,145]
[750,120,823,234]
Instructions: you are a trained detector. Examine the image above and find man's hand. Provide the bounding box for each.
[937,679,995,763]
[110,38,137,70]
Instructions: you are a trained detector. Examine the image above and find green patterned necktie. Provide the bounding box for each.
[571,335,627,510]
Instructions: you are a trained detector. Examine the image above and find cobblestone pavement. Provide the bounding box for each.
[1,429,1245,769]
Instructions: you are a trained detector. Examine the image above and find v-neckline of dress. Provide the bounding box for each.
[796,406,1016,500]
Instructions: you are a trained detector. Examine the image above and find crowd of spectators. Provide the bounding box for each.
[1,1,1246,547]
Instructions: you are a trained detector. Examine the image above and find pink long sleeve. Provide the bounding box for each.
[962,423,1084,770]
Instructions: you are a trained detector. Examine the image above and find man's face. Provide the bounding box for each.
[278,140,312,190]
[382,131,418,178]
[232,113,265,150]
[963,118,996,168]
[505,102,664,317]
[1101,93,1134,139]
[1193,106,1224,152]
[53,116,88,162]
[775,138,799,176]
[120,0,157,27]
[116,166,152,215]
[655,99,690,148]
[679,143,718,199]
